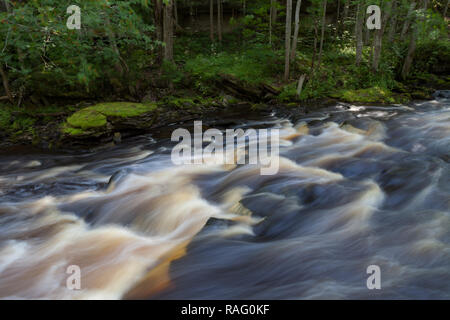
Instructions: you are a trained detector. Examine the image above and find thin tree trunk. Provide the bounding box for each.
[296,74,306,99]
[163,0,174,62]
[105,13,125,76]
[0,65,12,103]
[1,0,12,102]
[336,0,341,23]
[271,0,278,24]
[335,0,341,36]
[284,0,293,82]
[401,2,417,39]
[355,1,364,66]
[154,0,164,63]
[269,3,272,42]
[174,0,180,30]
[402,0,427,79]
[317,0,327,68]
[311,17,319,72]
[290,0,302,60]
[342,0,349,28]
[210,0,215,41]
[372,0,392,72]
[364,26,370,45]
[445,0,449,17]
[217,0,222,42]
[402,25,417,80]
[388,0,398,42]
[3,0,10,12]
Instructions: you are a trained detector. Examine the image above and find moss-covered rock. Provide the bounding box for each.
[67,109,107,130]
[84,102,157,117]
[62,102,158,139]
[163,96,218,110]
[332,87,410,104]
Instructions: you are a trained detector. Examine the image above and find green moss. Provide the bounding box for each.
[164,96,217,109]
[67,109,107,129]
[84,102,157,117]
[11,116,36,133]
[168,97,196,108]
[334,87,405,104]
[61,124,86,136]
[65,102,156,129]
[62,102,158,136]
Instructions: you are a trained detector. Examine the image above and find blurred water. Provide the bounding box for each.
[0,94,449,299]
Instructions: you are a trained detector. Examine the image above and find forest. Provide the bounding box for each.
[0,0,450,301]
[0,0,449,147]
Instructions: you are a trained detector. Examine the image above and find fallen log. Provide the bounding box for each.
[217,74,280,101]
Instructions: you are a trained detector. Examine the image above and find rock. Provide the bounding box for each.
[222,95,238,106]
[107,168,133,191]
[433,90,450,99]
[61,102,159,143]
[113,132,122,144]
[142,91,157,103]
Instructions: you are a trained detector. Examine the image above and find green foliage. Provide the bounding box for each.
[161,60,185,85]
[413,39,450,75]
[0,108,11,130]
[0,0,155,95]
[185,45,282,88]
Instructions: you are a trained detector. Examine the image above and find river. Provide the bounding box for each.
[0,93,449,299]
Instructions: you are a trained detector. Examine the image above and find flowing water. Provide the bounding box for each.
[0,94,449,299]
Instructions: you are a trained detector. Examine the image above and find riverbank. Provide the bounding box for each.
[0,76,447,152]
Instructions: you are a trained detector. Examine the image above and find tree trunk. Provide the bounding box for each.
[401,25,417,80]
[335,0,341,36]
[388,0,398,42]
[153,0,164,63]
[355,2,364,66]
[290,0,302,61]
[105,13,125,76]
[342,0,349,29]
[402,0,428,79]
[372,0,392,72]
[401,2,417,39]
[296,74,306,99]
[3,0,10,12]
[311,17,319,72]
[174,0,180,30]
[445,0,449,17]
[317,0,327,68]
[217,0,222,42]
[336,0,341,22]
[269,2,272,42]
[0,65,13,103]
[364,25,370,45]
[163,0,174,62]
[210,0,215,41]
[271,0,278,25]
[284,0,293,82]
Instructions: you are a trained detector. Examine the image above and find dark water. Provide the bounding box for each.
[0,95,449,299]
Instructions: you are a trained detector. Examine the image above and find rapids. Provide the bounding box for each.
[0,94,449,299]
